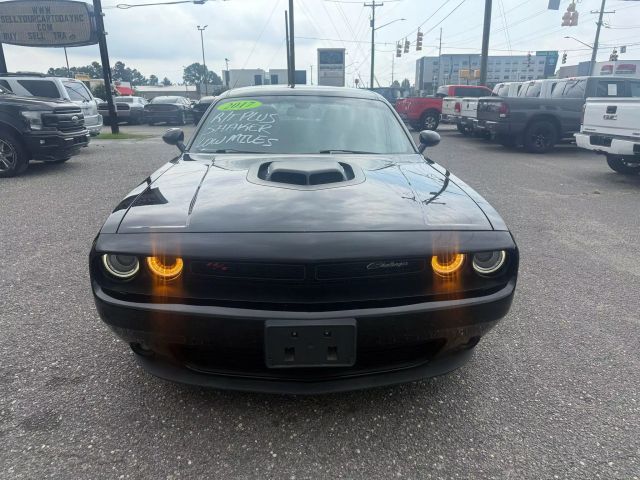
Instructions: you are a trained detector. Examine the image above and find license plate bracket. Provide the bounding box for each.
[265,319,356,368]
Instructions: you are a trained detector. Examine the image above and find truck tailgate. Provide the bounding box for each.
[460,98,479,119]
[582,98,640,140]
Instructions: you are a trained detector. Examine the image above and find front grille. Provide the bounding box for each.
[175,339,448,381]
[43,108,85,133]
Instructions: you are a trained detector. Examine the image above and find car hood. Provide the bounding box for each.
[0,94,75,109]
[115,154,493,233]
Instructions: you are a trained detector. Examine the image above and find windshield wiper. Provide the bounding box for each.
[319,149,376,154]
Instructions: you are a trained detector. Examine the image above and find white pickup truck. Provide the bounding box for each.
[457,82,522,136]
[575,98,640,175]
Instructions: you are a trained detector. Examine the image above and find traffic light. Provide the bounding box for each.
[610,49,619,61]
[404,39,410,54]
[416,30,423,51]
[396,42,402,58]
[562,52,567,64]
[561,1,579,26]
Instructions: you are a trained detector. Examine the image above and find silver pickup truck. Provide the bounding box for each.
[457,82,522,136]
[575,97,640,174]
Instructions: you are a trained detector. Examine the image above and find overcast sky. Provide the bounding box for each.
[3,0,640,86]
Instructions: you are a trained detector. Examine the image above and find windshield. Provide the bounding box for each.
[151,96,180,103]
[63,81,92,102]
[191,95,415,155]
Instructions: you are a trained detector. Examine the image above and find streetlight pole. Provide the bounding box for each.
[365,1,383,89]
[589,0,612,76]
[197,25,208,96]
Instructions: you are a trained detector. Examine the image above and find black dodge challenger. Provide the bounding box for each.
[90,86,518,394]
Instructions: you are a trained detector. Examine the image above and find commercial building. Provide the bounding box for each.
[415,51,559,93]
[557,60,640,79]
[223,69,307,88]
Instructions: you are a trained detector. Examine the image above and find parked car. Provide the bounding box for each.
[457,83,522,136]
[98,96,148,125]
[476,76,640,153]
[192,96,216,125]
[370,86,404,107]
[0,86,90,177]
[144,96,193,125]
[395,85,492,131]
[575,97,640,175]
[89,85,518,394]
[0,73,102,136]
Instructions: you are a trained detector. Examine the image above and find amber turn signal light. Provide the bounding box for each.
[146,256,184,280]
[431,253,466,276]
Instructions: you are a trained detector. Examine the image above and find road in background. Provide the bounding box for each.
[1,126,638,479]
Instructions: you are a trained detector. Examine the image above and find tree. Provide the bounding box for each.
[162,77,172,86]
[401,78,411,90]
[91,83,107,99]
[149,75,159,86]
[391,80,400,88]
[183,62,222,86]
[47,61,103,79]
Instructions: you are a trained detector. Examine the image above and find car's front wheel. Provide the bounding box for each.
[421,110,440,131]
[606,154,640,175]
[0,131,28,178]
[523,120,558,153]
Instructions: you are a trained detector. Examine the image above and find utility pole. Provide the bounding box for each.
[288,0,296,87]
[589,0,613,76]
[479,0,492,86]
[285,11,291,85]
[197,25,208,96]
[93,0,118,134]
[0,44,6,74]
[64,47,71,77]
[365,1,383,90]
[391,52,394,85]
[310,64,313,85]
[436,28,442,93]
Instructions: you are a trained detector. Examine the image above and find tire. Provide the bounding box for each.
[420,110,440,131]
[606,154,640,175]
[456,123,471,136]
[177,112,186,126]
[523,120,558,154]
[0,130,29,178]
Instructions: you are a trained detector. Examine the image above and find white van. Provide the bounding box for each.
[0,73,103,136]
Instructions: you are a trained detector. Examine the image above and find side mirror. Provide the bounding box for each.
[163,128,186,152]
[418,130,441,153]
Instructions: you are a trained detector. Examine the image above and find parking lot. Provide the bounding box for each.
[1,125,638,479]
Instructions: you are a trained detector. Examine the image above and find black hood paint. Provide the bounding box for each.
[114,154,495,234]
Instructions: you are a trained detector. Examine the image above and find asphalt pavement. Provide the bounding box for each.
[1,125,638,479]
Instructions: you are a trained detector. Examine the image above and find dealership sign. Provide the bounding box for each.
[0,0,97,47]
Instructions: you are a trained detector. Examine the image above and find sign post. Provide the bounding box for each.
[0,0,118,133]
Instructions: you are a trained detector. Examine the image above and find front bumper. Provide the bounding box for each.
[86,114,103,136]
[575,132,640,156]
[25,129,90,161]
[93,279,515,393]
[144,111,183,123]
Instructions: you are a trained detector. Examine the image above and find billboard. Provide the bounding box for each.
[0,0,97,47]
[536,51,559,77]
[318,48,345,87]
[597,60,640,78]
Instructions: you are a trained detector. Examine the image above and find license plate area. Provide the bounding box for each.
[265,319,356,368]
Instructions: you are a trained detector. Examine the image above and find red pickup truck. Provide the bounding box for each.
[395,85,493,131]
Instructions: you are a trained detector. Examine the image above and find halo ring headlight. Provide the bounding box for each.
[472,250,507,276]
[146,256,184,280]
[431,253,466,276]
[102,254,140,280]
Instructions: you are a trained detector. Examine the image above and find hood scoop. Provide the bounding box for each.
[249,159,365,190]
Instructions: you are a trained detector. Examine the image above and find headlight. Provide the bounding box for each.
[20,111,47,131]
[431,253,466,277]
[472,250,507,276]
[146,256,184,280]
[102,254,140,279]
